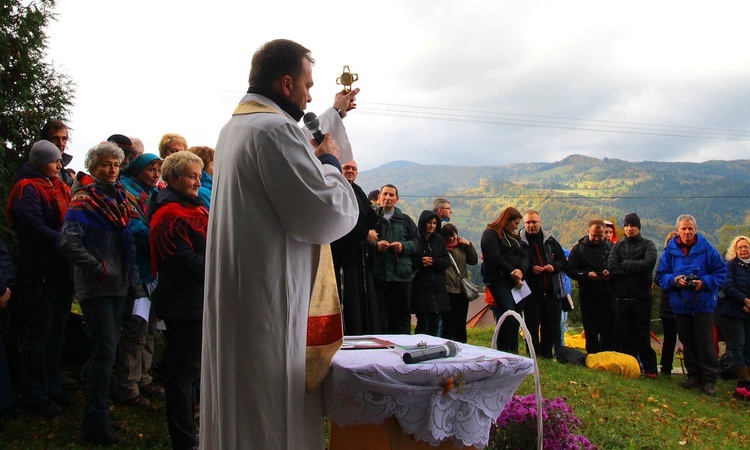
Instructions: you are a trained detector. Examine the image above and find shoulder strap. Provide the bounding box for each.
[447,252,463,277]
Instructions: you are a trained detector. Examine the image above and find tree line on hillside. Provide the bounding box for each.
[356,156,750,285]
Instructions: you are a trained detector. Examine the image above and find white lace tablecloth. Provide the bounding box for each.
[323,334,534,449]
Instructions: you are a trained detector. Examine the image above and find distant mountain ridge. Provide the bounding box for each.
[356,154,750,253]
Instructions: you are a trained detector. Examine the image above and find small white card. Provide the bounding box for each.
[512,281,532,304]
[132,297,151,322]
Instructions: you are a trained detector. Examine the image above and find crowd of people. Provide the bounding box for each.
[340,189,746,402]
[1,121,213,447]
[0,37,748,450]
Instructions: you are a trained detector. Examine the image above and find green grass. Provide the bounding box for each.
[467,327,750,450]
[2,327,748,449]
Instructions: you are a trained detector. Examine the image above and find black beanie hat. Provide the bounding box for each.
[107,134,136,155]
[623,213,641,229]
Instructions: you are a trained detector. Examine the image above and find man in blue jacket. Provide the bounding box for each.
[657,214,727,396]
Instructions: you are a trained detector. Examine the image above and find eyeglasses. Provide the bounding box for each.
[441,207,452,211]
[342,165,358,171]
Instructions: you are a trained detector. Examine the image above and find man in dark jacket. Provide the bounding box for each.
[608,213,658,377]
[566,219,615,354]
[519,210,566,358]
[331,160,380,335]
[373,184,420,334]
[40,120,74,186]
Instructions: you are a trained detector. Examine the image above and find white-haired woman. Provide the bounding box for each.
[149,151,208,450]
[59,142,146,445]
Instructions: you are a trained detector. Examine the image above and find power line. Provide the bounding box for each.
[216,90,750,142]
[399,194,750,200]
[356,107,750,142]
[364,101,750,135]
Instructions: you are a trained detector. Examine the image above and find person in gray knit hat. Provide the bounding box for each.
[607,212,659,378]
[29,140,63,170]
[7,139,74,420]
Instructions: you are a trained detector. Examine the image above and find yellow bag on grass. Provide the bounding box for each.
[585,351,641,379]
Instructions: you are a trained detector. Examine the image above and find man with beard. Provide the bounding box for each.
[566,219,616,354]
[201,39,359,449]
[331,160,379,335]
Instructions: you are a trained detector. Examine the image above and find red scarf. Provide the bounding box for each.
[6,176,71,227]
[150,201,208,276]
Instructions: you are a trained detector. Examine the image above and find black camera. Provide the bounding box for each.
[684,274,700,290]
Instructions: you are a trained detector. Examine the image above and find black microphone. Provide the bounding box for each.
[402,341,459,364]
[303,112,324,144]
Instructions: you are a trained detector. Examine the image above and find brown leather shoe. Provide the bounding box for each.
[117,394,151,408]
[139,383,165,399]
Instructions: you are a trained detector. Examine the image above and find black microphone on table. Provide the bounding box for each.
[303,112,324,144]
[402,341,459,364]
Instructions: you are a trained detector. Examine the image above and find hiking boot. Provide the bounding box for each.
[84,423,122,445]
[50,392,78,408]
[139,383,165,400]
[116,394,151,408]
[681,377,700,390]
[702,383,717,397]
[643,372,658,380]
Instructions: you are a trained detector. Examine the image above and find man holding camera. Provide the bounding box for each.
[657,214,727,396]
[607,213,658,377]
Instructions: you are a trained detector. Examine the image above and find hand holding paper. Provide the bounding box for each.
[132,297,151,322]
[511,281,531,304]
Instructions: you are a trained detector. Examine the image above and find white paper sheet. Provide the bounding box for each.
[511,281,531,304]
[132,296,151,322]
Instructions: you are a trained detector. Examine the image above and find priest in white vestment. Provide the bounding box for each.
[200,39,359,449]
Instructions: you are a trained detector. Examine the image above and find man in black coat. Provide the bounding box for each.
[520,210,567,359]
[607,213,658,377]
[331,160,380,335]
[566,219,615,354]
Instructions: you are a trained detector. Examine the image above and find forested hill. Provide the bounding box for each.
[355,155,750,255]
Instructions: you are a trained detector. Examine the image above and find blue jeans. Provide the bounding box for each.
[415,312,440,337]
[489,283,524,354]
[727,317,750,367]
[19,280,72,404]
[79,296,126,427]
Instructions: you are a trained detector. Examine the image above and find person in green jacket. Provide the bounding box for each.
[373,184,420,334]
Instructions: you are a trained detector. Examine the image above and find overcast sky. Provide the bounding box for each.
[46,1,750,172]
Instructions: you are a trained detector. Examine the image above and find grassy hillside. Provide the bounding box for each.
[356,155,750,249]
[355,155,750,285]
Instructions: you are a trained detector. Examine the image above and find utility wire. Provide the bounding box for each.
[398,194,750,200]
[216,90,750,141]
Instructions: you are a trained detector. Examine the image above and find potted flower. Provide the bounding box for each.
[487,394,596,450]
